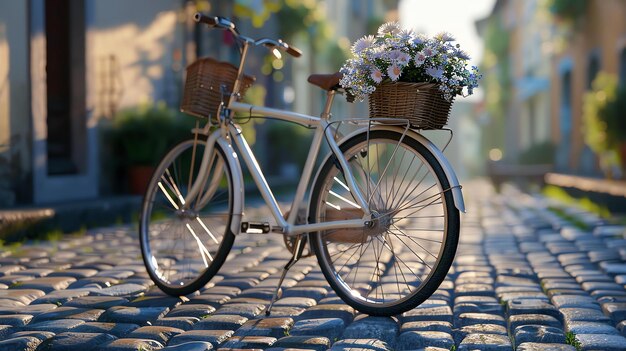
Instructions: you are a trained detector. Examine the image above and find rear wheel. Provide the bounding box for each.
[309,130,459,316]
[140,139,235,296]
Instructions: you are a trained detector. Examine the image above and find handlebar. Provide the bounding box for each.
[193,12,302,58]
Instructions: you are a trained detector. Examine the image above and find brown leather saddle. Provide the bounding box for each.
[307,72,342,91]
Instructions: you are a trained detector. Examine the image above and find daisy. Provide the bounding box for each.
[414,52,427,65]
[397,29,414,42]
[426,66,444,80]
[378,22,401,36]
[387,50,402,62]
[412,34,427,46]
[397,52,411,65]
[454,49,471,60]
[387,64,401,81]
[352,35,375,54]
[435,31,455,42]
[423,47,434,57]
[370,69,383,83]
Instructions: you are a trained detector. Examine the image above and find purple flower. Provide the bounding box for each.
[387,64,401,81]
[426,67,444,79]
[414,52,426,65]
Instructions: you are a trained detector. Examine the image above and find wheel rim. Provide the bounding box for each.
[141,140,232,290]
[314,134,450,308]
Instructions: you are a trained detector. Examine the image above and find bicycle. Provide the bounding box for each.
[139,13,465,317]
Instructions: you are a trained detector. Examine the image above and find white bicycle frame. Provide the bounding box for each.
[182,90,371,236]
[181,33,465,239]
[182,97,466,238]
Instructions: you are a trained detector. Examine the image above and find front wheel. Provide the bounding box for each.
[309,130,460,316]
[140,139,236,296]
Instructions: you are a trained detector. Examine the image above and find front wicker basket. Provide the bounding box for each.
[368,82,453,129]
[181,57,255,120]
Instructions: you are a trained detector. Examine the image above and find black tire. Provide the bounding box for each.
[140,139,236,296]
[309,130,459,316]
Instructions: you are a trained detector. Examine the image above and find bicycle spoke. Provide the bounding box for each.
[196,217,220,244]
[311,130,457,314]
[141,140,234,293]
[158,181,180,210]
[391,224,438,262]
[384,234,413,297]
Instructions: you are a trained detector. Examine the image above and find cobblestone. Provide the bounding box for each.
[41,332,117,350]
[1,181,626,350]
[271,335,330,351]
[396,331,454,350]
[290,318,345,341]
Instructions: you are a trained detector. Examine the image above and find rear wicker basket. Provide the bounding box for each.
[181,57,255,119]
[368,82,453,129]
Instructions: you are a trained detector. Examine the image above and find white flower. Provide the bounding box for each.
[387,50,402,62]
[454,49,471,60]
[397,52,411,65]
[426,66,444,80]
[435,31,455,42]
[340,26,480,102]
[378,22,401,36]
[387,64,401,81]
[397,29,414,42]
[412,34,427,46]
[414,52,426,65]
[370,69,383,83]
[352,35,375,54]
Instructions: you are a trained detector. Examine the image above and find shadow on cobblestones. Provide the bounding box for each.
[1,180,626,350]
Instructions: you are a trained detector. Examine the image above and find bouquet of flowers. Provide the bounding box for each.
[339,22,481,102]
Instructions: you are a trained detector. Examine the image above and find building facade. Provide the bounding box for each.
[0,0,202,207]
[550,0,626,175]
[477,0,626,177]
[0,0,399,208]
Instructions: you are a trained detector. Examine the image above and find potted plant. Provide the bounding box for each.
[107,103,194,194]
[339,22,480,129]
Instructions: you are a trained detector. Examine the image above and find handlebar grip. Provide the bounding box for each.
[285,44,302,58]
[194,13,218,26]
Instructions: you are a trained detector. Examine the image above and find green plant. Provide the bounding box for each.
[107,103,194,167]
[565,331,582,351]
[548,0,587,24]
[543,185,611,219]
[518,141,555,165]
[548,206,590,231]
[583,72,626,175]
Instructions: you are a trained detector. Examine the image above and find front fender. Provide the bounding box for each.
[309,125,465,214]
[216,137,245,234]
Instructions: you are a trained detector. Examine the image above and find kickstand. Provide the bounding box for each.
[265,235,306,316]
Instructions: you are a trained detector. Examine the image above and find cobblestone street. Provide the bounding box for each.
[1,180,626,350]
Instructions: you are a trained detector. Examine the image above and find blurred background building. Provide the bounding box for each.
[477,0,626,184]
[0,0,397,208]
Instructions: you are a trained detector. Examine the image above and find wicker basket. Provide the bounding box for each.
[368,82,453,129]
[181,57,255,119]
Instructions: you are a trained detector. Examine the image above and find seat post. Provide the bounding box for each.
[321,90,336,121]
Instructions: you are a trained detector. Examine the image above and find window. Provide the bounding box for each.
[556,69,572,171]
[45,0,86,175]
[586,52,600,89]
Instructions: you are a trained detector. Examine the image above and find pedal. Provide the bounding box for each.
[241,222,271,234]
